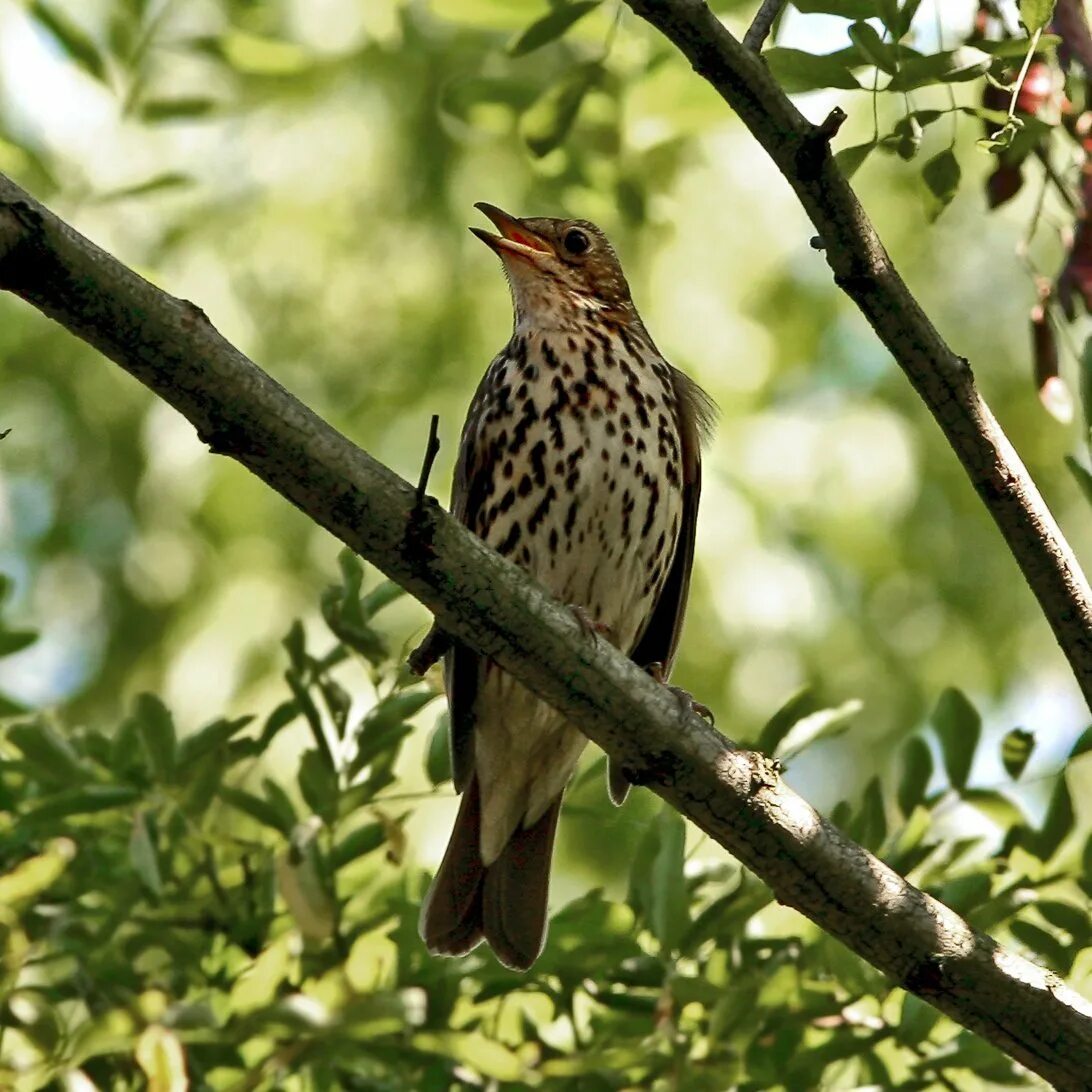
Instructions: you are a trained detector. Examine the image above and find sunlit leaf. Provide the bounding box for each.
[1018,0,1057,34]
[0,838,76,905]
[135,1024,188,1092]
[1000,727,1035,779]
[774,699,862,762]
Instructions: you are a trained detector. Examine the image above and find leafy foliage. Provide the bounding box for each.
[3,0,1092,1086]
[1,557,1090,1088]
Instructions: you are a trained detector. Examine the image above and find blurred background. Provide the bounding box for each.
[0,0,1088,897]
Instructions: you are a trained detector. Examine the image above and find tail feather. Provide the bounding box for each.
[482,796,562,971]
[419,777,486,958]
[420,775,562,971]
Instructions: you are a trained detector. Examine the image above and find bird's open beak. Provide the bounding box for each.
[471,202,554,263]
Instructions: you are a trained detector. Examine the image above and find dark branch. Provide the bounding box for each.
[742,0,785,51]
[623,0,1092,725]
[0,172,1089,1087]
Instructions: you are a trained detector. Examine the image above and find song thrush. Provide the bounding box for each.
[420,203,715,970]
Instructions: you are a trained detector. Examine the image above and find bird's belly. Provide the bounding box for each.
[486,411,683,654]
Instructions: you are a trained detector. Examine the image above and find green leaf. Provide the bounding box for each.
[1000,728,1035,780]
[1069,723,1092,759]
[773,698,862,762]
[139,98,218,122]
[1036,899,1090,942]
[426,711,452,785]
[849,776,887,850]
[134,693,177,782]
[834,140,874,179]
[509,1,600,56]
[21,785,141,823]
[94,172,194,203]
[629,805,688,951]
[0,839,76,905]
[887,48,992,92]
[359,579,405,620]
[520,62,601,157]
[922,148,962,220]
[897,736,933,815]
[1065,456,1092,506]
[129,810,163,896]
[763,48,862,93]
[298,749,338,824]
[7,720,88,785]
[263,777,299,831]
[260,699,300,746]
[1026,775,1073,860]
[329,821,385,869]
[219,786,294,834]
[177,715,254,766]
[29,2,107,83]
[755,686,814,754]
[893,0,924,38]
[0,630,37,656]
[1019,0,1057,34]
[932,687,980,790]
[1010,919,1070,973]
[848,22,896,73]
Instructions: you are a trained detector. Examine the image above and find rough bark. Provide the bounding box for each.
[0,174,1090,1086]
[624,0,1092,717]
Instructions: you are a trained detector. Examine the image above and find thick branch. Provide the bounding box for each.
[0,176,1089,1087]
[625,0,1092,715]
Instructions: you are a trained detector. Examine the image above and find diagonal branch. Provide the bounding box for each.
[624,0,1092,714]
[0,174,1090,1088]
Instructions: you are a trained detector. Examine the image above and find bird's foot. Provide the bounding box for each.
[568,604,613,640]
[645,662,715,725]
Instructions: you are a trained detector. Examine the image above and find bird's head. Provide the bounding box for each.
[471,202,635,330]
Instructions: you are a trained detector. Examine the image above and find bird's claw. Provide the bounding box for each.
[644,662,715,725]
[568,604,613,640]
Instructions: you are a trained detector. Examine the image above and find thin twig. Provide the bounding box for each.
[743,0,785,51]
[415,412,441,504]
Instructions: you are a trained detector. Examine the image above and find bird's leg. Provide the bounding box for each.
[568,604,614,640]
[645,662,715,725]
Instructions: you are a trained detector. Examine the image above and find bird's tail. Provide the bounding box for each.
[419,775,561,971]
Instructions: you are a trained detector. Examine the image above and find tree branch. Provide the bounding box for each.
[624,0,1092,716]
[743,0,785,51]
[0,175,1089,1087]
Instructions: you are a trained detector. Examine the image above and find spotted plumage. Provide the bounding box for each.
[420,204,715,971]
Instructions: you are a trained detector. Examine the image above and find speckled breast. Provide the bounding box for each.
[468,322,685,656]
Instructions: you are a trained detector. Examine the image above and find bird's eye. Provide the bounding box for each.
[563,229,590,255]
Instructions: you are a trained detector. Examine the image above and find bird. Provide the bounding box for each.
[419,203,714,971]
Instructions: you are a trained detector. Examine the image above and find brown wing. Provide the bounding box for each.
[611,367,715,804]
[629,367,715,674]
[446,350,508,793]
